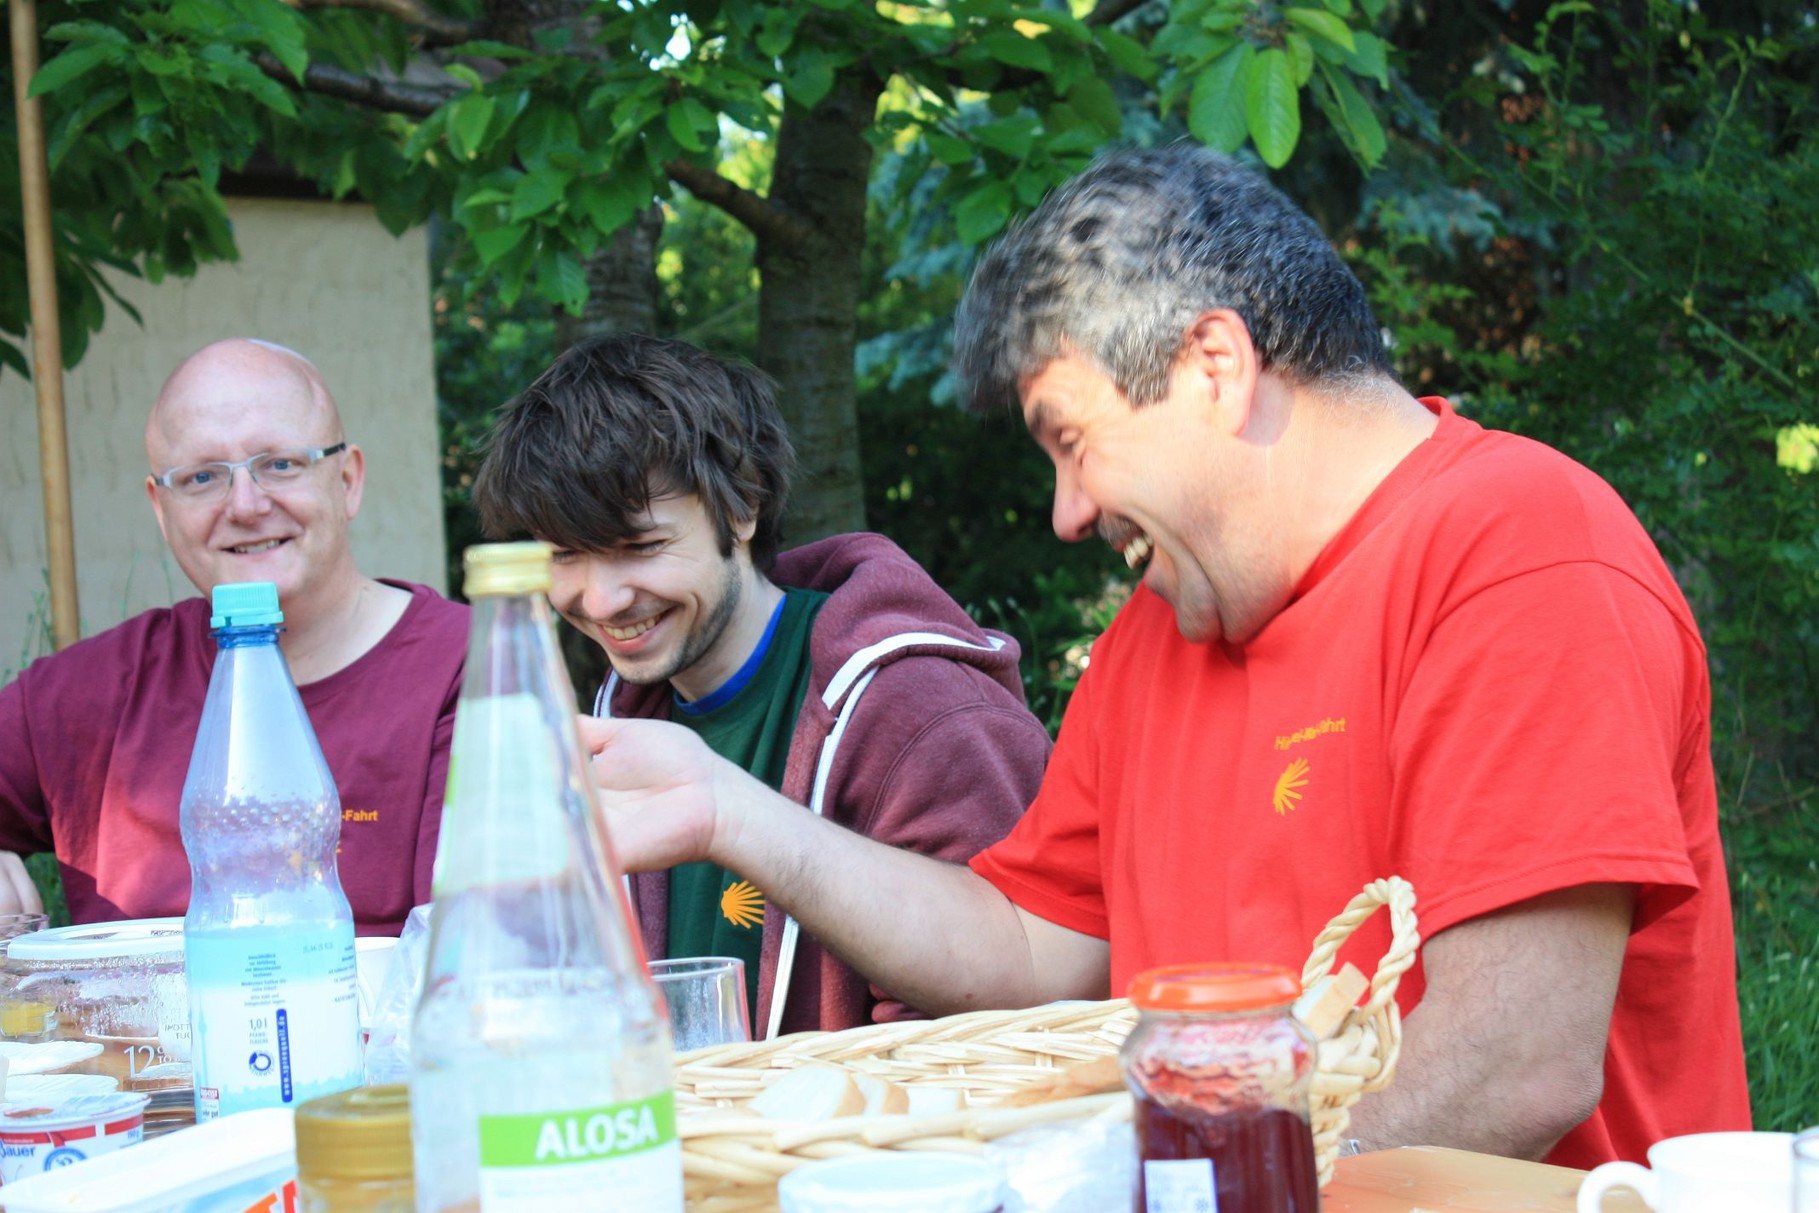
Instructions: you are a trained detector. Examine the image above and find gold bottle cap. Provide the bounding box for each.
[294,1083,414,1182]
[464,541,553,597]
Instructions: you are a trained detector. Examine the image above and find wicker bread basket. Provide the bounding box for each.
[673,876,1418,1211]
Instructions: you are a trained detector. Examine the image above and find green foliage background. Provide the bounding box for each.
[424,2,1814,1133]
[3,0,1810,1139]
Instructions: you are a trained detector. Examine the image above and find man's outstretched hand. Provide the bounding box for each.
[576,715,735,874]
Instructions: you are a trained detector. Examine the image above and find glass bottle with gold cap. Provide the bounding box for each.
[410,542,678,1213]
[297,1084,415,1213]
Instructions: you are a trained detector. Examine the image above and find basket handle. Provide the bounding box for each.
[1299,875,1420,1022]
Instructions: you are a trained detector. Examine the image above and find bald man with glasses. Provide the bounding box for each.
[0,338,468,933]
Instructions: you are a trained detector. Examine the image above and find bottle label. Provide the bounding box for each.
[437,693,573,895]
[186,928,361,1121]
[1145,1158,1218,1213]
[476,1091,682,1211]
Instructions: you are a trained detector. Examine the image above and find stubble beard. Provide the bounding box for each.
[619,555,746,688]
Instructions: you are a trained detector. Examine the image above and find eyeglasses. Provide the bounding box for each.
[152,443,348,501]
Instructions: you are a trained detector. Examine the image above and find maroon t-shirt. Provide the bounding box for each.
[0,581,467,934]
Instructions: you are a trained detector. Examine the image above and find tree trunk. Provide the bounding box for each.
[555,205,664,348]
[756,66,883,545]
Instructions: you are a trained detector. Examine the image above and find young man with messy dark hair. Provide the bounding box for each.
[473,333,1049,1037]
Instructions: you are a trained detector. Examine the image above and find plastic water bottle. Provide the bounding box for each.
[181,581,362,1122]
[411,542,679,1213]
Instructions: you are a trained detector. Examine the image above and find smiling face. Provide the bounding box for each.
[546,492,775,702]
[144,340,364,620]
[1020,339,1293,647]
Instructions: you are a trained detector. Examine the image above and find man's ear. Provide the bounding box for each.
[339,443,368,520]
[733,511,758,547]
[146,476,171,546]
[1182,308,1261,435]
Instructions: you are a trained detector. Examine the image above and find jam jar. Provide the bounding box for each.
[1119,963,1318,1213]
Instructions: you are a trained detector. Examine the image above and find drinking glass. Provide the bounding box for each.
[649,957,751,1052]
[1796,1127,1819,1213]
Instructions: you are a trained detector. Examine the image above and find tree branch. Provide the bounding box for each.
[280,0,486,47]
[256,54,455,117]
[891,0,1157,94]
[1085,0,1152,27]
[664,158,818,253]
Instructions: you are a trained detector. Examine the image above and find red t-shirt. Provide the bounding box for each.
[0,581,467,934]
[972,401,1749,1167]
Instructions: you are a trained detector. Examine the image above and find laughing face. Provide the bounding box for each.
[1020,347,1288,646]
[546,493,773,702]
[144,341,364,616]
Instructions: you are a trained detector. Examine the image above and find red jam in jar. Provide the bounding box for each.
[1119,963,1318,1213]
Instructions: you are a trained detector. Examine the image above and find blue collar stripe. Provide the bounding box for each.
[675,594,789,716]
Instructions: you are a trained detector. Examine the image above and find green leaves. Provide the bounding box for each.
[447,94,498,162]
[954,179,1013,244]
[1188,45,1252,153]
[665,97,718,154]
[977,31,1052,72]
[1317,64,1385,166]
[1162,0,1387,170]
[510,171,568,222]
[28,43,121,98]
[1246,48,1300,168]
[1283,7,1355,52]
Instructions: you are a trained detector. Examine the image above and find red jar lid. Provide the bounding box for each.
[1127,963,1301,1011]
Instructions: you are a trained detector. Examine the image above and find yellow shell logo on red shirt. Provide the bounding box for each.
[1273,757,1310,816]
[721,880,765,929]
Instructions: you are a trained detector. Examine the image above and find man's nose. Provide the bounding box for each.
[222,466,273,519]
[565,558,635,621]
[1051,464,1099,543]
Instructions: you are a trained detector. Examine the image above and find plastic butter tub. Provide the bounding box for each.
[0,1092,149,1184]
[0,1105,296,1213]
[0,919,191,1093]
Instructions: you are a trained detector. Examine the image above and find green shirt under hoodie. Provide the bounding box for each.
[666,589,827,1025]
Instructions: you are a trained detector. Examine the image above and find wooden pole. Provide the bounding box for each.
[9,0,80,650]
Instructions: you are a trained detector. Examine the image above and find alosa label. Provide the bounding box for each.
[476,1091,681,1211]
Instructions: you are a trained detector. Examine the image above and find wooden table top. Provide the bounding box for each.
[1327,1147,1646,1212]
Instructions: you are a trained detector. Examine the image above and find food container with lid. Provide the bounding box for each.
[0,1091,150,1184]
[0,1104,296,1213]
[0,919,191,1092]
[1120,962,1319,1213]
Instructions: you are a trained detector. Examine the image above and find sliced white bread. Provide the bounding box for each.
[850,1072,910,1115]
[748,1063,866,1121]
[1292,962,1370,1040]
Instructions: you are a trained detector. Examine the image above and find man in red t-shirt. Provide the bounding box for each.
[577,146,1751,1166]
[0,339,466,933]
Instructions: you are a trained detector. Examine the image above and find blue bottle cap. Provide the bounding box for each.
[210,581,284,629]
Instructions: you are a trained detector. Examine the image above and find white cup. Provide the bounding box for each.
[1577,1131,1794,1213]
[354,936,400,1029]
[1796,1127,1819,1213]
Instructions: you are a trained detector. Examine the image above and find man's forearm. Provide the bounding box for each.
[705,771,1062,1014]
[1345,884,1631,1159]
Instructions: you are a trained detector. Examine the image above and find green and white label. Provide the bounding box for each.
[477,1091,681,1211]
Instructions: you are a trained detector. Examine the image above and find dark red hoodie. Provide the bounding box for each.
[597,532,1051,1036]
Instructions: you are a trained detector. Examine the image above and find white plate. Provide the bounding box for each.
[0,1040,105,1074]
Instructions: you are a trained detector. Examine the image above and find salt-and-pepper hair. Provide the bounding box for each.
[952,144,1392,414]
